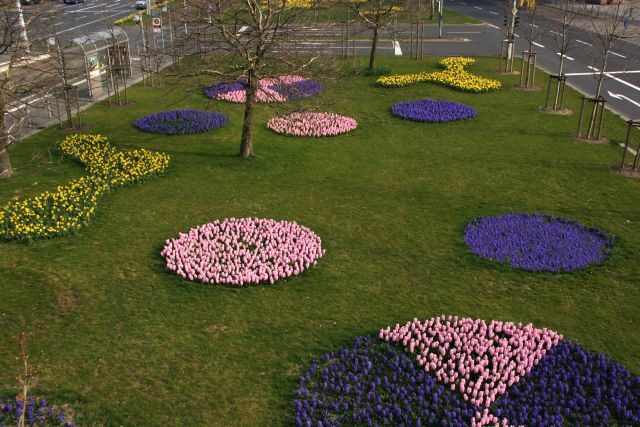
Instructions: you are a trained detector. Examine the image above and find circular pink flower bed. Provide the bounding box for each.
[160,218,325,286]
[267,112,357,137]
[204,75,321,103]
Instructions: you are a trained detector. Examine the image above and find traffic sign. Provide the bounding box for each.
[153,17,162,33]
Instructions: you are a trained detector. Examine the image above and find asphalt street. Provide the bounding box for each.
[445,0,640,120]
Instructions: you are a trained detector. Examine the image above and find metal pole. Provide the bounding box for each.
[438,0,443,38]
[14,0,30,52]
[183,0,188,35]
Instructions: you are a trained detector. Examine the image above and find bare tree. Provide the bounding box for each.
[545,0,582,110]
[0,0,39,178]
[349,0,405,70]
[582,1,628,140]
[178,0,329,158]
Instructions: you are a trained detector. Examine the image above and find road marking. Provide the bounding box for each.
[474,6,482,9]
[556,52,574,60]
[576,39,592,46]
[550,30,560,35]
[565,70,640,76]
[610,51,626,58]
[447,31,481,34]
[486,23,499,29]
[460,2,467,4]
[532,42,545,48]
[589,66,640,93]
[608,91,640,108]
[514,33,520,38]
[489,11,499,15]
[56,10,133,34]
[532,24,539,28]
[393,40,402,56]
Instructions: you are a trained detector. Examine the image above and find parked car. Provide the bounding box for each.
[63,0,85,4]
[135,0,146,9]
[20,0,42,5]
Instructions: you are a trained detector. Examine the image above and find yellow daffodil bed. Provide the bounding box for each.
[0,134,169,241]
[377,57,501,93]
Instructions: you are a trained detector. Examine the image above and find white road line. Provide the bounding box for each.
[474,6,482,9]
[532,42,545,48]
[514,34,520,38]
[588,66,640,92]
[460,2,467,4]
[489,11,499,15]
[532,24,539,28]
[610,51,627,58]
[565,70,640,76]
[447,31,481,34]
[550,30,560,35]
[576,39,592,46]
[57,10,132,34]
[556,52,574,60]
[486,23,499,29]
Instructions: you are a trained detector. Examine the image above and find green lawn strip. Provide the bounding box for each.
[0,56,638,425]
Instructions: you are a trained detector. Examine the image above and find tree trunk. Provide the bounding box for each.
[369,27,379,70]
[0,94,13,179]
[553,55,565,109]
[239,70,257,158]
[587,53,608,139]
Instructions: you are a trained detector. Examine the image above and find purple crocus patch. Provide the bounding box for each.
[267,79,322,100]
[493,340,640,425]
[134,109,229,135]
[293,336,480,427]
[391,99,477,123]
[463,213,614,272]
[0,396,75,427]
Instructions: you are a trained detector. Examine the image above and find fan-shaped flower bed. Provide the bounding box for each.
[0,397,75,427]
[391,99,477,123]
[160,218,325,286]
[377,57,501,93]
[463,213,614,272]
[294,315,640,426]
[134,109,228,135]
[267,112,357,137]
[204,75,321,103]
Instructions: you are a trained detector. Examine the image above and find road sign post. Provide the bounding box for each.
[153,17,162,33]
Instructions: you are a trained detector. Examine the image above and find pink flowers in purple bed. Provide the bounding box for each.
[380,316,563,409]
[160,218,325,286]
[293,315,640,426]
[134,109,229,135]
[391,99,477,123]
[204,75,321,103]
[267,112,357,137]
[463,213,614,272]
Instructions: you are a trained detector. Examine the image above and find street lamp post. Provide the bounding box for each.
[438,0,443,39]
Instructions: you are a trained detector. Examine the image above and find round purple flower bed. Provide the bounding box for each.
[160,218,325,286]
[463,213,614,272]
[134,109,228,135]
[294,316,640,426]
[0,397,75,427]
[391,99,477,123]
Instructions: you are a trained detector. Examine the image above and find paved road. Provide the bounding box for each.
[445,0,640,120]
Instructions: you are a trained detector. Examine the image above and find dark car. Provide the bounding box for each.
[20,0,42,5]
[63,0,86,4]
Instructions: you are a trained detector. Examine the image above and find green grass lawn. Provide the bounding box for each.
[1,56,639,425]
